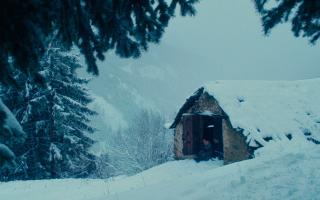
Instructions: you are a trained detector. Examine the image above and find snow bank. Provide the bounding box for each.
[0,160,222,200]
[105,142,320,200]
[1,142,319,200]
[204,79,320,147]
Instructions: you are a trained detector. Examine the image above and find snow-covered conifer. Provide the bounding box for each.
[0,98,26,181]
[2,44,97,179]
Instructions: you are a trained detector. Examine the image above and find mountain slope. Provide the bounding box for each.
[1,140,319,200]
[82,43,219,123]
[78,43,220,157]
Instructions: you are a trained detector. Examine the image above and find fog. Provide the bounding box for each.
[162,0,320,80]
[75,0,320,162]
[82,0,320,127]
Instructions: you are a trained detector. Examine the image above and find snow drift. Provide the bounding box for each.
[0,140,319,200]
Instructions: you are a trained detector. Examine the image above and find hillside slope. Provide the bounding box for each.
[1,140,319,200]
[80,43,218,128]
[80,43,218,157]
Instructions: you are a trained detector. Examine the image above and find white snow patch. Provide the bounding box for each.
[199,110,214,116]
[0,99,25,138]
[49,143,62,161]
[164,122,172,129]
[0,144,15,160]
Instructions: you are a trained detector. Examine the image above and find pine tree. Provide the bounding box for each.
[254,0,320,43]
[0,1,198,155]
[0,96,26,181]
[0,72,34,180]
[0,0,198,85]
[2,45,97,179]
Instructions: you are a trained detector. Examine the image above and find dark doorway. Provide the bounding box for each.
[182,114,223,159]
[203,116,223,159]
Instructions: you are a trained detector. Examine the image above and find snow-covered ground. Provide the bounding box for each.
[1,140,319,200]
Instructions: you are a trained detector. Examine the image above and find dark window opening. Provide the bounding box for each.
[182,114,223,160]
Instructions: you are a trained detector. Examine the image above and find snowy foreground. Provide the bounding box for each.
[1,141,319,200]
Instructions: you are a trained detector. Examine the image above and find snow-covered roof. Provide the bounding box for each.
[170,87,205,129]
[171,79,320,148]
[203,79,320,147]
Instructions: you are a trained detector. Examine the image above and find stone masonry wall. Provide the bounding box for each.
[174,123,183,158]
[222,119,251,164]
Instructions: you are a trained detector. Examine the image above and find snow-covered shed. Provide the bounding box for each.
[170,79,320,164]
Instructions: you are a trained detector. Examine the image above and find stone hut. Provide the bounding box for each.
[170,79,320,164]
[170,88,252,164]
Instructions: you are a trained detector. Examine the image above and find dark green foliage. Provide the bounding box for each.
[254,0,320,43]
[1,45,97,180]
[0,1,197,168]
[0,97,26,181]
[0,0,198,84]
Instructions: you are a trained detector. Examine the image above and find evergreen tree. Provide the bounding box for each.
[0,1,198,157]
[0,97,26,181]
[254,0,320,43]
[2,45,97,179]
[0,0,198,85]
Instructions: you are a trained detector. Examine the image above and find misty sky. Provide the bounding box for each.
[81,0,320,117]
[158,0,320,80]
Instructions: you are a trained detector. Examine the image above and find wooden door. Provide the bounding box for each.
[182,115,202,155]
